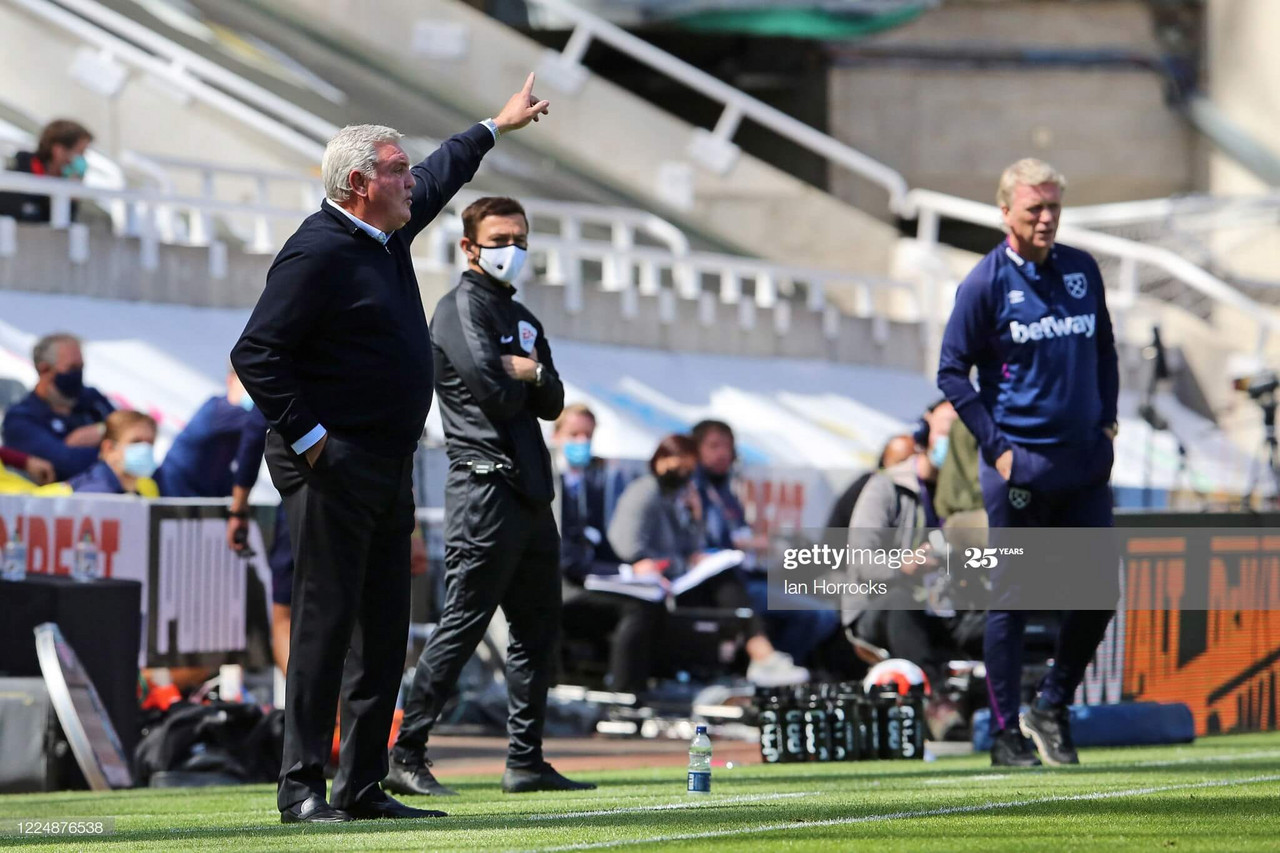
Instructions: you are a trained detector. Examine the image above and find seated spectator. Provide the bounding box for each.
[0,119,93,223]
[156,365,267,499]
[845,402,965,735]
[825,434,916,529]
[3,332,114,480]
[692,419,854,676]
[44,410,159,497]
[554,403,663,693]
[608,433,809,688]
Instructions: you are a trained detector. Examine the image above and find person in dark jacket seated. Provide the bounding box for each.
[608,434,808,688]
[65,410,159,497]
[0,119,93,223]
[554,404,663,693]
[692,419,852,675]
[3,332,115,480]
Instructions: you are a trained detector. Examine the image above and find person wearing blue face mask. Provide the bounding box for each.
[63,410,160,497]
[0,119,93,223]
[3,332,115,481]
[390,194,591,798]
[552,404,662,695]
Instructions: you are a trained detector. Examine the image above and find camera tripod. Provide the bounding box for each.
[1242,399,1280,510]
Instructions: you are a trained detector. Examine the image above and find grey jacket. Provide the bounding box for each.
[844,458,926,622]
[607,474,703,576]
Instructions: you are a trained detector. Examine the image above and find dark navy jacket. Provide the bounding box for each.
[2,387,115,480]
[559,459,626,584]
[232,124,494,458]
[67,460,125,495]
[155,396,268,497]
[937,240,1119,465]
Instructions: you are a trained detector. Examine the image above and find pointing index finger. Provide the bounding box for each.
[521,71,536,97]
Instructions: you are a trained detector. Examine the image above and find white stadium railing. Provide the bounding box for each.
[529,0,910,212]
[0,168,918,334]
[10,0,332,160]
[903,189,1280,354]
[3,0,1273,354]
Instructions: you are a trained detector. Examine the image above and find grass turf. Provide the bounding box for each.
[2,732,1280,851]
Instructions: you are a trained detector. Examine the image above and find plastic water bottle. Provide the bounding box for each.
[1,530,26,582]
[687,725,712,793]
[73,532,99,582]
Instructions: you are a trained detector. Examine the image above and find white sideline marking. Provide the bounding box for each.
[527,791,814,820]
[1126,748,1280,768]
[531,773,1280,851]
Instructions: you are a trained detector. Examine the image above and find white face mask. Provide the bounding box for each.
[477,244,527,283]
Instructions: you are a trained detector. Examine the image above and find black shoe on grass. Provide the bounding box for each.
[1020,704,1079,766]
[990,727,1042,767]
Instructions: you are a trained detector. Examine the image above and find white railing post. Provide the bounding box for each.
[251,177,272,253]
[50,193,72,229]
[720,268,741,304]
[605,222,634,291]
[754,271,776,308]
[538,23,593,94]
[916,207,940,249]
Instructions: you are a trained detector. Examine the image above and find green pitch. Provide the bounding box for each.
[3,733,1280,851]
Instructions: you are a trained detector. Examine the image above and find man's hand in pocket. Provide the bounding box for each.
[305,434,329,468]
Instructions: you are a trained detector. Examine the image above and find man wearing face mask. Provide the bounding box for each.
[387,195,593,798]
[233,76,551,825]
[693,419,851,675]
[0,119,93,223]
[553,404,663,694]
[4,332,115,481]
[39,410,160,497]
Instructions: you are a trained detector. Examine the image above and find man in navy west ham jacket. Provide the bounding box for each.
[232,75,551,825]
[937,159,1119,769]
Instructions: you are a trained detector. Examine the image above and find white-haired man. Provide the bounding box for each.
[937,159,1119,769]
[232,75,549,824]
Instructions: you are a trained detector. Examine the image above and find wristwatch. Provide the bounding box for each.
[534,362,545,387]
[228,508,249,520]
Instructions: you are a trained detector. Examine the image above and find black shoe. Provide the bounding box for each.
[383,754,459,797]
[502,762,597,794]
[990,728,1042,767]
[1021,703,1079,766]
[280,794,352,824]
[345,792,447,820]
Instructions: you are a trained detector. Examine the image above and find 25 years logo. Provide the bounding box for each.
[963,546,1024,569]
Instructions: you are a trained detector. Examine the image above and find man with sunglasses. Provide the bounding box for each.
[386,196,595,797]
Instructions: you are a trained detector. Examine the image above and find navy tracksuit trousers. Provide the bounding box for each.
[979,434,1118,736]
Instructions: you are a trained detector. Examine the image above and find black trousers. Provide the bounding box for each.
[395,468,561,770]
[264,431,415,811]
[562,586,663,692]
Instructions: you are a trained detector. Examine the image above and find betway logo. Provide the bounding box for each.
[1009,313,1096,343]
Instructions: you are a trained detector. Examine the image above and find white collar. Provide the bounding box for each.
[328,200,389,245]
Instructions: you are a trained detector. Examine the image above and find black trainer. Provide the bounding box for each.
[383,752,459,797]
[990,727,1042,767]
[501,762,597,794]
[1020,703,1079,766]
